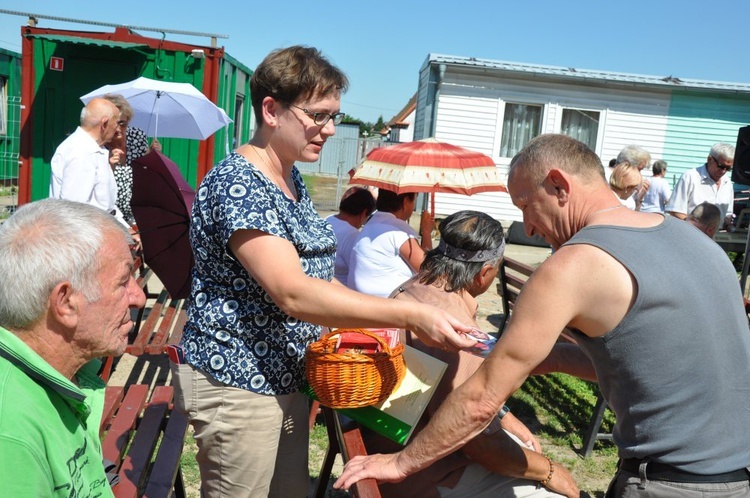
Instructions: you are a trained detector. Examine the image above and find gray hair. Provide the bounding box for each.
[0,199,130,330]
[616,145,651,170]
[103,93,134,122]
[652,160,668,176]
[710,143,735,163]
[419,210,504,293]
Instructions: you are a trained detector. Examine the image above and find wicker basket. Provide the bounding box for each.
[306,329,406,409]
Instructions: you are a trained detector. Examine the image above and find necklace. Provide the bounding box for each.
[586,204,626,224]
[250,145,295,197]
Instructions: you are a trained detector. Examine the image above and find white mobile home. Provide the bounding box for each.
[414,53,750,222]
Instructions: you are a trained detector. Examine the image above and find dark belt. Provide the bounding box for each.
[620,459,750,483]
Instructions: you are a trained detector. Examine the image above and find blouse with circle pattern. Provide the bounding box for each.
[180,152,336,395]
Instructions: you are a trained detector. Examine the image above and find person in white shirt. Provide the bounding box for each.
[325,186,375,285]
[666,143,735,228]
[639,160,672,213]
[347,189,434,297]
[49,98,126,226]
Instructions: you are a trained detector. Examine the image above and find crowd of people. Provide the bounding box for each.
[2,42,749,498]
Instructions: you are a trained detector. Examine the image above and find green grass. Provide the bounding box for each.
[177,374,619,497]
[510,373,619,497]
[302,174,318,197]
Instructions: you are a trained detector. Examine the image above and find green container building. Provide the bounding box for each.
[18,25,253,204]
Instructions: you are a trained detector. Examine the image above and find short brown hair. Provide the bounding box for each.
[250,45,349,124]
[510,134,605,187]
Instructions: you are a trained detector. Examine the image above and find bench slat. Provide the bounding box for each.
[145,296,185,355]
[167,310,188,347]
[101,386,124,435]
[143,409,190,498]
[113,386,173,498]
[315,407,381,498]
[101,384,149,467]
[127,291,168,356]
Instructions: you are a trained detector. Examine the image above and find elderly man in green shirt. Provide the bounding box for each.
[0,199,146,497]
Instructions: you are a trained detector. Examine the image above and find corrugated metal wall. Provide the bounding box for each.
[0,48,21,218]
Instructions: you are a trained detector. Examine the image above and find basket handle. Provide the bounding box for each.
[322,328,395,354]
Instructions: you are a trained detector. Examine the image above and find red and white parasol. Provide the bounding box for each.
[350,138,507,214]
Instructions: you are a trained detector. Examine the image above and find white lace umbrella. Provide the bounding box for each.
[80,76,232,140]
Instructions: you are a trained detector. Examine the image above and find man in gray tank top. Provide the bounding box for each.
[335,134,750,498]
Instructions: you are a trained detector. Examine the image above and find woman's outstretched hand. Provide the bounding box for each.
[408,304,476,351]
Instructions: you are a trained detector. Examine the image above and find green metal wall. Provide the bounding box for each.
[215,52,253,163]
[27,34,251,199]
[0,47,21,184]
[661,91,750,180]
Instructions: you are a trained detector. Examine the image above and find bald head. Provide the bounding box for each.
[80,98,120,145]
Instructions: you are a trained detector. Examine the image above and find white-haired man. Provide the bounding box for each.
[667,143,735,228]
[49,97,127,226]
[0,199,146,496]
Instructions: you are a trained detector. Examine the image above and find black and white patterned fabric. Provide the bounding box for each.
[113,127,149,225]
[180,153,336,395]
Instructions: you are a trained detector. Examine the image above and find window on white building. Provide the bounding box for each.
[561,108,599,151]
[499,103,542,158]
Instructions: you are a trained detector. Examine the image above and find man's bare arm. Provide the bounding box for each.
[334,247,592,488]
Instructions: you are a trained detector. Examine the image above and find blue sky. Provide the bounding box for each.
[1,1,748,123]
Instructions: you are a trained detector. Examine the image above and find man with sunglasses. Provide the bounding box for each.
[666,143,735,229]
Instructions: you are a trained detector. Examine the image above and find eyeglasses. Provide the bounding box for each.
[289,104,344,126]
[712,156,732,171]
[117,120,127,127]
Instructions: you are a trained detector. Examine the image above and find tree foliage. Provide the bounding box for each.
[342,114,386,138]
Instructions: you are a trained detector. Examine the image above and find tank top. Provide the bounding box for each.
[565,216,750,473]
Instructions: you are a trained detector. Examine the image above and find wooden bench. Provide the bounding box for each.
[101,384,189,498]
[496,256,612,457]
[313,406,381,498]
[496,256,536,333]
[126,286,188,356]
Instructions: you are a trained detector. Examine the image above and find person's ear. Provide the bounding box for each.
[49,281,80,330]
[547,169,571,203]
[470,263,493,290]
[261,96,279,128]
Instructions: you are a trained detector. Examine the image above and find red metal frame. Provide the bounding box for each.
[17,26,225,204]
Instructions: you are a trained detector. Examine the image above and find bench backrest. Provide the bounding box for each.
[496,256,536,331]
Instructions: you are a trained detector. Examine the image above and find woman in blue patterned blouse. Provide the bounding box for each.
[171,45,476,498]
